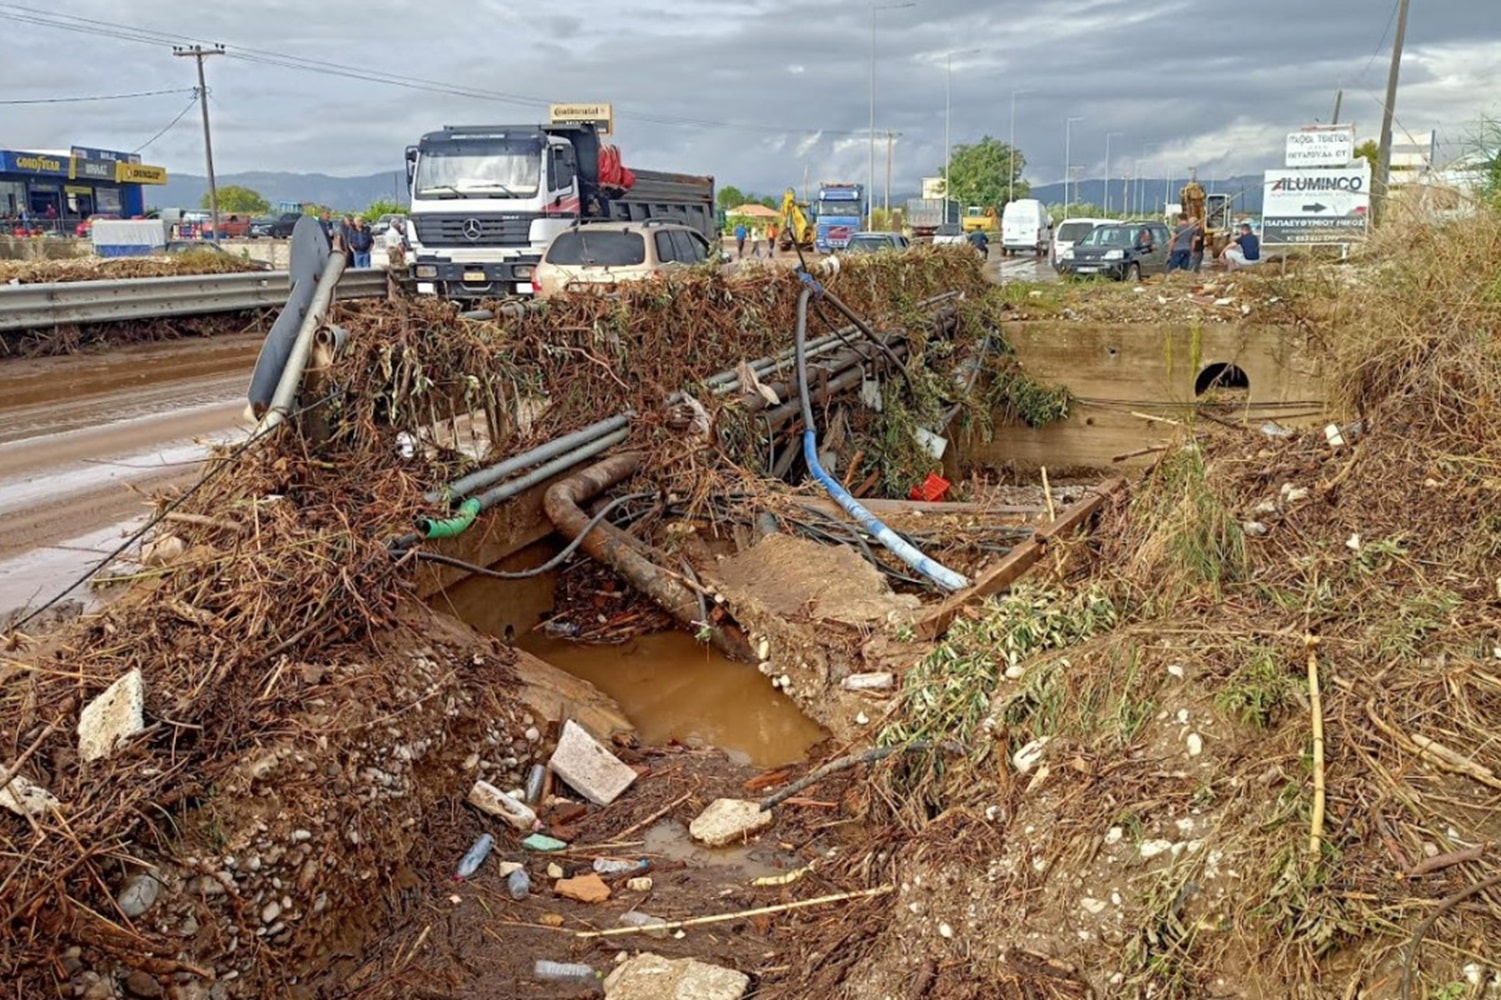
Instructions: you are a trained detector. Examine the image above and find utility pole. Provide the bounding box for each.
[1331,88,1343,125]
[1374,0,1412,225]
[174,44,226,239]
[1104,131,1122,215]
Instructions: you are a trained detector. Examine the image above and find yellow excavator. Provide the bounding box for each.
[1179,176,1236,257]
[777,188,815,252]
[961,205,999,235]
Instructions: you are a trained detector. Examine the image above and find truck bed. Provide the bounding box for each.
[609,169,716,242]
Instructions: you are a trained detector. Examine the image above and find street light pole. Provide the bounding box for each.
[1064,116,1085,210]
[869,2,914,230]
[1008,89,1032,206]
[943,49,978,223]
[1139,143,1161,217]
[1104,131,1122,215]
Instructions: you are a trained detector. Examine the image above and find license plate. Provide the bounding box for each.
[516,282,534,295]
[463,270,486,282]
[1075,265,1099,273]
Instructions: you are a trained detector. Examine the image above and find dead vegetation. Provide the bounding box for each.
[0,251,263,285]
[780,213,1501,998]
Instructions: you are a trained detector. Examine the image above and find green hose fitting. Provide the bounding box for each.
[416,496,482,540]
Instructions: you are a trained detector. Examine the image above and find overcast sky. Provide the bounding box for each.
[2,0,1498,196]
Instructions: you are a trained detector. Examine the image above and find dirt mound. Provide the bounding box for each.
[773,214,1501,998]
[0,252,263,285]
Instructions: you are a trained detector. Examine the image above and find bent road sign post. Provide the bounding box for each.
[1261,164,1370,246]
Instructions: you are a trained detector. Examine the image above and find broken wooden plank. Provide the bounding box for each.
[914,478,1126,641]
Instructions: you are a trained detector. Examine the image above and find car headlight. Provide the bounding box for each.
[1060,248,1074,260]
[514,265,534,280]
[415,265,438,278]
[1103,249,1124,261]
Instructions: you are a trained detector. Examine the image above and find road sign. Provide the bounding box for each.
[1284,126,1355,168]
[1261,164,1370,245]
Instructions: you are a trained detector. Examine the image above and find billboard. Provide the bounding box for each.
[1261,164,1370,245]
[1284,126,1355,168]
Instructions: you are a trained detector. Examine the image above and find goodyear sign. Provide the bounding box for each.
[549,102,613,135]
[115,162,168,184]
[1,150,70,176]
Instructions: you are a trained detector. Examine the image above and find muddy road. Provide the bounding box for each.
[0,335,259,617]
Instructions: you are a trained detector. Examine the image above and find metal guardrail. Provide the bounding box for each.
[0,268,389,333]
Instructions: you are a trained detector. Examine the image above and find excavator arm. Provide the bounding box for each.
[778,189,815,251]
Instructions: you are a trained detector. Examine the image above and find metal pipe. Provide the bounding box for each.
[472,428,631,511]
[428,414,633,504]
[257,253,347,434]
[543,452,752,661]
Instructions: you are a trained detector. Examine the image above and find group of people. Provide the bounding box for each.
[320,212,407,269]
[1160,215,1262,274]
[732,222,780,260]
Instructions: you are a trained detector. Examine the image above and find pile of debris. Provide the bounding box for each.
[0,251,263,285]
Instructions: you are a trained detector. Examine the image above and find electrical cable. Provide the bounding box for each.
[0,86,193,105]
[133,93,199,153]
[3,390,337,635]
[405,491,654,580]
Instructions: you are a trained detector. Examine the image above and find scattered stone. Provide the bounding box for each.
[539,912,565,927]
[1139,840,1174,859]
[117,871,162,918]
[1166,664,1185,679]
[141,534,186,568]
[0,771,61,817]
[855,712,869,726]
[626,876,653,893]
[1080,897,1108,915]
[1186,733,1205,757]
[603,953,749,1000]
[689,798,774,848]
[1241,521,1267,537]
[261,901,282,924]
[938,922,954,939]
[546,862,564,879]
[554,872,611,904]
[468,780,538,830]
[524,727,541,743]
[124,970,163,999]
[549,720,638,807]
[1011,736,1052,774]
[78,668,145,763]
[841,672,894,691]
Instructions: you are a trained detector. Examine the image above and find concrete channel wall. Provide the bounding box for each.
[961,321,1329,473]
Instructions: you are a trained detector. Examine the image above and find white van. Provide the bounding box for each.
[1051,217,1113,269]
[1000,199,1052,257]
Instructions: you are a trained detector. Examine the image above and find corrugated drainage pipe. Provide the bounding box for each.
[542,452,752,662]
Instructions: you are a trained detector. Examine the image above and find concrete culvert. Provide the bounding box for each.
[1194,362,1249,396]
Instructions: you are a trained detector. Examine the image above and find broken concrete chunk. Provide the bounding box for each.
[0,772,60,817]
[549,719,637,806]
[604,953,749,1000]
[467,779,538,830]
[78,669,145,763]
[841,672,895,691]
[554,872,611,904]
[689,798,773,848]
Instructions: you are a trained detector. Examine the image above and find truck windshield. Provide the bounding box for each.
[1056,222,1100,243]
[816,199,860,218]
[415,141,541,197]
[545,230,646,267]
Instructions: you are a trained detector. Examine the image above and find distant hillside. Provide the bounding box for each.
[156,170,405,213]
[1028,176,1265,214]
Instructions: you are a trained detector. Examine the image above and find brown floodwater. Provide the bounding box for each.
[520,630,825,768]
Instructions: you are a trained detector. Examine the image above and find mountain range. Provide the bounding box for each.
[157,172,1268,216]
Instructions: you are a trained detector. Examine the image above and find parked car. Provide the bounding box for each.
[247,216,277,238]
[75,213,119,238]
[266,212,307,239]
[931,223,966,247]
[1055,222,1171,281]
[1000,199,1052,257]
[163,240,272,271]
[841,231,910,254]
[533,219,716,299]
[1051,217,1113,269]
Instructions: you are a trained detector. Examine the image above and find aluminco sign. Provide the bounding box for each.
[1270,174,1366,193]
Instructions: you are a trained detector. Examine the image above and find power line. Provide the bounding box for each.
[1354,0,1402,87]
[0,3,862,138]
[0,86,193,105]
[132,94,199,153]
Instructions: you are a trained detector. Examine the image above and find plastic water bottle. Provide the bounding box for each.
[453,834,494,880]
[592,858,649,875]
[618,910,669,939]
[506,866,531,901]
[533,960,598,983]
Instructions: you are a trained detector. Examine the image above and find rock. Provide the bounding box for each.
[626,876,653,893]
[1011,737,1052,774]
[688,798,773,848]
[467,780,538,830]
[1186,733,1204,757]
[0,771,61,817]
[78,972,116,1000]
[549,720,638,806]
[546,863,564,879]
[117,872,162,918]
[554,872,611,904]
[603,953,749,1000]
[1241,520,1267,536]
[141,534,185,568]
[78,669,146,763]
[841,672,894,691]
[124,970,163,999]
[261,901,282,924]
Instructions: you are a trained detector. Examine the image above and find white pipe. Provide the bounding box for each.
[257,254,347,435]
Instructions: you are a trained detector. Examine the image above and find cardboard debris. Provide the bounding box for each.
[554,872,611,904]
[549,719,637,806]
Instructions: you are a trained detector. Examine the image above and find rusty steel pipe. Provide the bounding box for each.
[542,453,753,662]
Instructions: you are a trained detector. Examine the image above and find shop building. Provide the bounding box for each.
[0,144,168,227]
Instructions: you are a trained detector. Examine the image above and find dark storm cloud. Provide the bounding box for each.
[0,0,1495,197]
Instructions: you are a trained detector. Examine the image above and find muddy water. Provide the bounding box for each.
[521,630,825,768]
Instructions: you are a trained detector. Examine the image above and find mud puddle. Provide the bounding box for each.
[521,630,825,768]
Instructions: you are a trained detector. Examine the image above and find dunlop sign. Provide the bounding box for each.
[549,103,613,135]
[1261,164,1370,245]
[115,162,168,184]
[1284,126,1355,168]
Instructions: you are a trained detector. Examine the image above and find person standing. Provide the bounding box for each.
[1166,213,1195,273]
[348,218,374,268]
[734,221,747,259]
[383,217,407,269]
[766,222,778,257]
[1190,225,1206,273]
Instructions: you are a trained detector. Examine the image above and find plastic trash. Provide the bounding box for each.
[522,833,569,852]
[533,959,598,983]
[618,910,669,939]
[467,780,538,831]
[591,858,649,876]
[506,867,531,901]
[524,764,546,805]
[454,833,494,880]
[541,620,582,638]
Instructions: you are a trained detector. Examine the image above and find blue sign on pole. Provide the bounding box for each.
[69,146,142,165]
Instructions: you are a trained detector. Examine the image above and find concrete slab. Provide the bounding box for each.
[688,798,773,848]
[0,772,60,817]
[78,668,144,763]
[604,953,749,1000]
[549,719,637,806]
